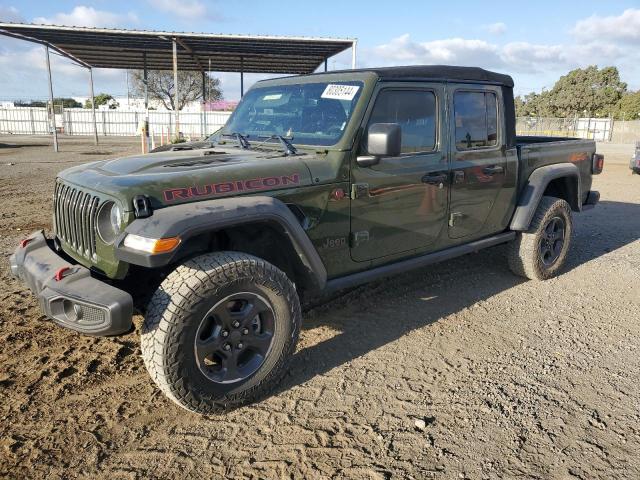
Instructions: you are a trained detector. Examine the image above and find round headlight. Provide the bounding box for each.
[97,201,122,244]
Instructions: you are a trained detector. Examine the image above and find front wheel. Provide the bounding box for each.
[508,196,573,280]
[141,252,301,414]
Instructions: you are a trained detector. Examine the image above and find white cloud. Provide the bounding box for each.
[374,34,504,68]
[370,31,638,80]
[572,8,640,43]
[0,5,23,22]
[373,35,572,73]
[500,42,566,73]
[485,22,507,35]
[152,0,213,21]
[33,6,139,28]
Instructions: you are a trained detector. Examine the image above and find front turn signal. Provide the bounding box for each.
[123,234,180,254]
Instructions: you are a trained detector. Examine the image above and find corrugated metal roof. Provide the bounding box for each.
[0,23,356,74]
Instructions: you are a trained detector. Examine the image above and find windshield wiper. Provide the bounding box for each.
[220,132,251,149]
[256,135,298,156]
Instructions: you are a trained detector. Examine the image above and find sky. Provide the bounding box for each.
[0,1,639,102]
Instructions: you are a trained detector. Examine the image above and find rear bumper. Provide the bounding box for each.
[582,190,600,211]
[9,231,133,336]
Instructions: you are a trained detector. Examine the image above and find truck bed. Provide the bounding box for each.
[515,136,596,205]
[516,135,583,145]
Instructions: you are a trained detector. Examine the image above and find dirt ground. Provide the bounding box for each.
[0,135,638,479]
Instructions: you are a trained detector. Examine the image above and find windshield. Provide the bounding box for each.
[220,81,364,147]
[205,128,222,142]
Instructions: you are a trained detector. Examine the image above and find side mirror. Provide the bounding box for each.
[357,123,402,167]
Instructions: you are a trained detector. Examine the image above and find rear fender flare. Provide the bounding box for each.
[510,163,581,231]
[115,196,327,291]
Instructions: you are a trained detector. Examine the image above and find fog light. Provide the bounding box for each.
[63,300,82,322]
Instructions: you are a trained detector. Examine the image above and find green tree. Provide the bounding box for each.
[614,91,640,120]
[546,66,626,117]
[85,93,119,109]
[54,97,82,108]
[516,91,553,117]
[514,95,526,116]
[15,100,46,107]
[129,70,222,110]
[516,66,627,118]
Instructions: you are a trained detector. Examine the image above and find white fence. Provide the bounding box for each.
[0,107,232,139]
[3,108,639,144]
[516,117,614,141]
[610,120,640,143]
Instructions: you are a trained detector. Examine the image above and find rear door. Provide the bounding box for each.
[350,83,449,262]
[447,85,507,239]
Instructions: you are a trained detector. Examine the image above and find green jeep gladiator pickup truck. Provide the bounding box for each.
[11,66,603,413]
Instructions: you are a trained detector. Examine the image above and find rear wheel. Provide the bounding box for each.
[141,251,301,414]
[508,196,573,280]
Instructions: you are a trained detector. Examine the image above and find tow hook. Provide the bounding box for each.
[54,267,72,282]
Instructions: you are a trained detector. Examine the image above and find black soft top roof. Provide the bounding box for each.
[311,65,514,87]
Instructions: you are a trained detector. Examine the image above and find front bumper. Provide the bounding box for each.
[9,231,133,336]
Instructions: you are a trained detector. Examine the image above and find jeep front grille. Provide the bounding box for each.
[54,182,100,259]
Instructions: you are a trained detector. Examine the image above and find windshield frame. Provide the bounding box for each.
[218,72,377,150]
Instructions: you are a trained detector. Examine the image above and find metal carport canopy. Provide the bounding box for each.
[0,23,357,74]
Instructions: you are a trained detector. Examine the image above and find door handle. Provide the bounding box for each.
[482,165,504,175]
[421,172,448,187]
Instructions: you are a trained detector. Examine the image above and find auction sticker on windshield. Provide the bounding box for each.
[321,84,360,101]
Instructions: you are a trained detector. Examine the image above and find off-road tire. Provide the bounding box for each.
[141,251,301,414]
[508,196,573,280]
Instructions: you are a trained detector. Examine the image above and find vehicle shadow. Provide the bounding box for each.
[268,246,521,399]
[266,199,640,401]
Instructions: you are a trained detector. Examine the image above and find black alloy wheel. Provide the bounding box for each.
[195,292,275,384]
[539,216,566,266]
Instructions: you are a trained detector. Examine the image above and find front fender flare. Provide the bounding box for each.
[510,163,581,231]
[115,196,327,290]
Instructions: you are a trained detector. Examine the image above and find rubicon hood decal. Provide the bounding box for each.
[163,173,301,202]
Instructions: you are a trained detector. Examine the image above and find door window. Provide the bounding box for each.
[454,91,498,150]
[366,90,437,153]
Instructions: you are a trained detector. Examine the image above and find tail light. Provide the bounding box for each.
[592,153,604,174]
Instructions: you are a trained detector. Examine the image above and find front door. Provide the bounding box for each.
[350,84,449,262]
[447,85,507,239]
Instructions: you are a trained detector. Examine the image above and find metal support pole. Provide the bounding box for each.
[240,56,244,98]
[143,53,148,110]
[173,39,180,139]
[143,53,150,151]
[45,45,58,152]
[324,58,328,72]
[351,40,357,69]
[202,70,207,138]
[89,67,98,145]
[202,71,206,104]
